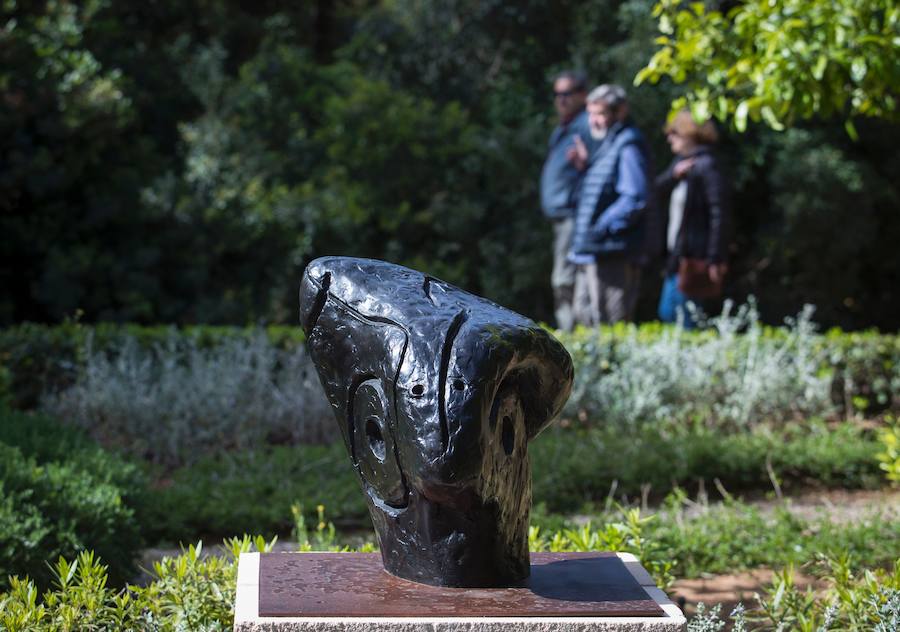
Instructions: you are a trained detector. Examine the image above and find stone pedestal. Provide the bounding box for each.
[234,552,685,631]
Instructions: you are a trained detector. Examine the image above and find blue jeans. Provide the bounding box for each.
[658,274,698,329]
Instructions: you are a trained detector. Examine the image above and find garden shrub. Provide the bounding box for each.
[1,506,897,631]
[558,302,835,432]
[0,408,146,590]
[652,500,900,579]
[39,330,329,466]
[0,443,141,590]
[530,421,882,512]
[688,560,900,631]
[877,418,900,485]
[823,329,900,417]
[143,445,365,544]
[0,536,274,632]
[0,323,306,411]
[0,408,148,516]
[2,308,894,460]
[534,494,900,582]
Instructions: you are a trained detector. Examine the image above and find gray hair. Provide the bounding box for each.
[587,84,628,112]
[553,70,588,92]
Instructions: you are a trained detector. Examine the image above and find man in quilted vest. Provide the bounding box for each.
[569,84,651,326]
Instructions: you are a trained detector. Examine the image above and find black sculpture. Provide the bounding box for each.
[299,257,573,588]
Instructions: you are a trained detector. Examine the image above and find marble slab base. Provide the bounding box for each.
[234,552,685,631]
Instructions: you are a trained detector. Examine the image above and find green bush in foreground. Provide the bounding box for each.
[0,536,274,632]
[0,444,141,591]
[689,560,900,632]
[1,519,897,632]
[0,409,145,590]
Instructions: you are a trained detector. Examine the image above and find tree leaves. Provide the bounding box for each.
[635,0,900,134]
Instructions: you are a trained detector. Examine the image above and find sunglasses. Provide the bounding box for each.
[553,89,580,99]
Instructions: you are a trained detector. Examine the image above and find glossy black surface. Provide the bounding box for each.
[299,257,574,587]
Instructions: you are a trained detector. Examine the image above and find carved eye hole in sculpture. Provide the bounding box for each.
[351,379,407,508]
[410,383,425,398]
[489,383,524,459]
[501,415,515,455]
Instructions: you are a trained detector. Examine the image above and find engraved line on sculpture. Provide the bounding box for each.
[345,372,375,468]
[304,271,331,332]
[439,309,469,454]
[318,293,412,511]
[423,275,436,306]
[346,374,410,511]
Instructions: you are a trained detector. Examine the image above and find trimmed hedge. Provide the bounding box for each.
[2,321,897,420]
[0,323,306,410]
[0,408,145,589]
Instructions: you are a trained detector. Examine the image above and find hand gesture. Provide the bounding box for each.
[566,135,589,171]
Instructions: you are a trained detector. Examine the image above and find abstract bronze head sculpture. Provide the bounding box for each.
[299,257,573,587]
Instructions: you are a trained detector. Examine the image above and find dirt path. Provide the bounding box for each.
[669,488,900,618]
[742,487,900,524]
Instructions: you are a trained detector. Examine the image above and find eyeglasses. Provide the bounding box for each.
[553,89,579,99]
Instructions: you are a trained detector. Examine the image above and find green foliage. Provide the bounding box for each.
[3,319,897,429]
[142,418,881,543]
[0,323,305,411]
[0,406,147,513]
[529,507,675,589]
[0,536,275,631]
[0,440,141,590]
[751,128,900,329]
[2,1,900,329]
[532,421,882,512]
[877,417,900,484]
[637,0,900,135]
[0,407,146,590]
[2,532,895,631]
[552,492,900,583]
[291,503,376,553]
[695,558,900,631]
[40,331,330,466]
[651,496,900,579]
[144,445,365,544]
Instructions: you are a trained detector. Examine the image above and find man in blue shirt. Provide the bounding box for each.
[569,85,651,325]
[539,70,592,332]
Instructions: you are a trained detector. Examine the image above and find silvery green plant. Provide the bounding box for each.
[561,300,833,432]
[41,331,331,466]
[873,588,900,632]
[686,603,726,632]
